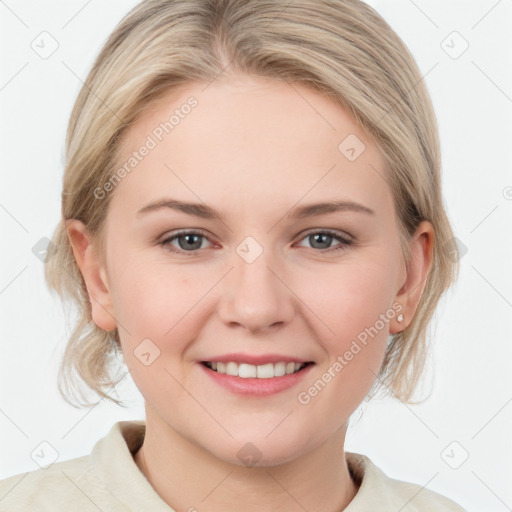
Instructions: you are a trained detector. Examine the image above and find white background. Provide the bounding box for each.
[1,1,511,511]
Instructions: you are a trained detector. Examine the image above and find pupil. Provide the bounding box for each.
[312,233,331,249]
[181,234,201,250]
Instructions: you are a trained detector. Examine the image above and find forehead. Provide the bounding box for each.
[110,75,392,219]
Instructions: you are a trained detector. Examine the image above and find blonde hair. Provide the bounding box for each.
[45,0,459,408]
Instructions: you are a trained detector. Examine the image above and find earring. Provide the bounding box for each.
[397,313,404,323]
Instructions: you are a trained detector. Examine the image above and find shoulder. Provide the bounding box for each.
[378,472,467,511]
[0,420,149,512]
[0,454,105,512]
[0,455,112,512]
[346,452,467,511]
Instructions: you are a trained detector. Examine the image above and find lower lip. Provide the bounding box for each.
[198,362,315,396]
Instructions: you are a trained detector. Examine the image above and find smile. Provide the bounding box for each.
[201,361,312,379]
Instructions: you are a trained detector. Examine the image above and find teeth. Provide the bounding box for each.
[205,361,308,378]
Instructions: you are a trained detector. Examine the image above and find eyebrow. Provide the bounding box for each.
[136,198,375,220]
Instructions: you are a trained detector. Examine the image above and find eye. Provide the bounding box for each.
[295,229,353,253]
[160,230,213,254]
[159,228,353,255]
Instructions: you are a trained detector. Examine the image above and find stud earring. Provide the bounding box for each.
[397,313,404,323]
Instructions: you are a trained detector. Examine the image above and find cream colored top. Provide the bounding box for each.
[0,420,466,511]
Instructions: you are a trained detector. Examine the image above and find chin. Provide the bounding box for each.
[204,433,310,469]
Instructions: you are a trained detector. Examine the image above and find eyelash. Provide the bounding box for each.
[159,228,353,255]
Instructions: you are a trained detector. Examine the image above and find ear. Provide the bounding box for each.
[65,219,118,332]
[390,220,435,334]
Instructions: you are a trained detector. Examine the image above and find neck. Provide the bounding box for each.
[134,409,359,512]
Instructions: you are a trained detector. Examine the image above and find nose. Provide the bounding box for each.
[217,242,295,334]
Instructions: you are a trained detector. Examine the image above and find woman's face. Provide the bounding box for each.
[74,74,431,466]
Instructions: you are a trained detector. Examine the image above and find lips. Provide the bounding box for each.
[198,358,315,395]
[199,352,313,366]
[202,360,312,379]
[199,352,314,379]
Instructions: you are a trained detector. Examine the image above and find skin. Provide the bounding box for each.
[67,74,434,512]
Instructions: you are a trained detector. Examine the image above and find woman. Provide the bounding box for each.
[0,0,465,509]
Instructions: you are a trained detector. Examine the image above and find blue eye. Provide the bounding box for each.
[297,229,353,252]
[159,229,353,255]
[160,230,212,254]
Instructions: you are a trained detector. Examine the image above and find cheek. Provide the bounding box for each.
[295,262,394,422]
[305,257,396,395]
[110,264,192,399]
[312,256,397,340]
[109,244,181,316]
[108,255,190,350]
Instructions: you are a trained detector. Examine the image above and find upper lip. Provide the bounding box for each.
[199,353,314,366]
